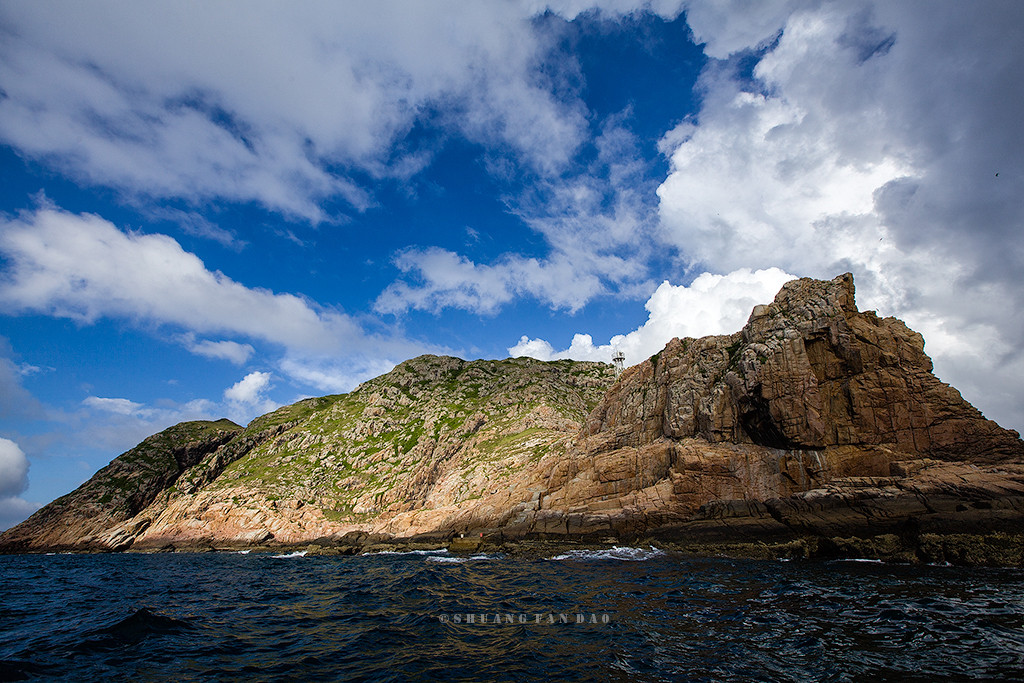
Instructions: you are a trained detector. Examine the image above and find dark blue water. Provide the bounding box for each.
[1,547,1022,681]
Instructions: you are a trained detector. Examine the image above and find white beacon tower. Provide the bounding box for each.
[612,350,625,376]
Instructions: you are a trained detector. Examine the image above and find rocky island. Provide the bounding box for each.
[3,274,1022,565]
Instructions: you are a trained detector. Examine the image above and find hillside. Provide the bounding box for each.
[2,356,615,551]
[3,273,1023,564]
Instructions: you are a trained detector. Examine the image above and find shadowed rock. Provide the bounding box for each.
[3,274,1022,564]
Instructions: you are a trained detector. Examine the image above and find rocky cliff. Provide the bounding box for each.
[0,420,242,551]
[474,273,1024,555]
[3,274,1023,563]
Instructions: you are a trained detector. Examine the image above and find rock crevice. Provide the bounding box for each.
[3,273,1022,558]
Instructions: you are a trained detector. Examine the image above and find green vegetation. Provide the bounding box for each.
[246,395,345,432]
[725,339,744,365]
[68,354,617,528]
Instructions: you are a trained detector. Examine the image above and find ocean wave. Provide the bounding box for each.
[549,546,665,562]
[427,554,500,564]
[74,607,193,652]
[367,548,450,556]
[271,551,308,559]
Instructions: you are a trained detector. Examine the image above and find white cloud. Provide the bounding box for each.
[657,1,1024,430]
[224,371,278,424]
[146,208,245,251]
[0,438,29,499]
[376,121,657,315]
[375,247,610,315]
[510,267,795,364]
[0,206,368,354]
[0,205,436,397]
[0,437,36,531]
[82,397,148,417]
[78,394,223,451]
[279,356,400,395]
[224,371,272,405]
[185,338,256,366]
[681,0,809,58]
[74,373,285,456]
[531,0,685,21]
[0,2,588,221]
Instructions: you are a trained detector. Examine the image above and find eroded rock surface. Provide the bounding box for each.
[3,274,1022,560]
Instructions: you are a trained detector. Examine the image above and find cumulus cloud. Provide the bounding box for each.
[0,205,436,397]
[74,370,291,454]
[224,371,272,405]
[0,207,360,352]
[655,1,1024,430]
[224,371,278,423]
[681,0,810,58]
[375,247,608,315]
[0,437,37,531]
[0,438,29,499]
[535,0,685,21]
[511,267,795,364]
[0,496,39,532]
[0,2,588,221]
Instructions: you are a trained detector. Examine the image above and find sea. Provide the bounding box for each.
[1,547,1022,682]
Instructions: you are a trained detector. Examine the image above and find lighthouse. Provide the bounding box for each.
[612,350,625,376]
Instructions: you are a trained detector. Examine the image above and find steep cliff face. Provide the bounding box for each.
[585,273,1020,461]
[470,274,1024,542]
[0,420,242,551]
[3,273,1022,556]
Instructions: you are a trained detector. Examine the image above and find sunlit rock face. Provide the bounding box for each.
[3,274,1022,553]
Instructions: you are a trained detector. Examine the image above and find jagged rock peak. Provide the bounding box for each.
[587,272,1022,462]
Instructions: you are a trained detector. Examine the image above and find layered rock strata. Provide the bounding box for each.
[3,274,1022,563]
[462,273,1024,545]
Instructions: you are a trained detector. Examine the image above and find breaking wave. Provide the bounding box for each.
[426,553,501,564]
[549,546,666,562]
[366,548,449,556]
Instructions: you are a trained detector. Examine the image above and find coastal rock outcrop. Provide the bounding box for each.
[0,420,242,551]
[450,274,1024,548]
[3,273,1022,563]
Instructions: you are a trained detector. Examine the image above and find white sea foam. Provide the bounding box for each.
[271,551,308,559]
[368,548,450,556]
[830,558,884,564]
[427,554,500,564]
[235,550,252,554]
[549,546,665,562]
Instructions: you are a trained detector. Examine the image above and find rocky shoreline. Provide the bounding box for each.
[8,529,1020,569]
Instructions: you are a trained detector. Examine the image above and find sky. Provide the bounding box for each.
[1,1,1022,530]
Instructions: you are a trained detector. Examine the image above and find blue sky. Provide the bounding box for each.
[2,1,1023,529]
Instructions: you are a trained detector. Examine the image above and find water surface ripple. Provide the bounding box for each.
[1,551,1022,681]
